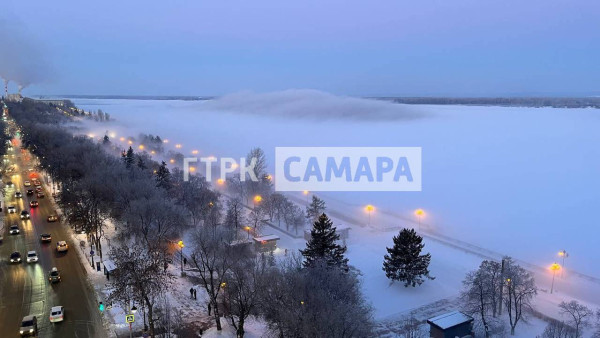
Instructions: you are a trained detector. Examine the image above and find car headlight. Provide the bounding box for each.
[29,329,33,332]
[20,330,24,334]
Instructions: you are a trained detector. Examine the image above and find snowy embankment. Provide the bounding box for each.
[70,93,600,336]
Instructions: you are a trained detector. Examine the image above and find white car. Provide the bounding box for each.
[56,241,68,252]
[49,306,64,323]
[7,205,16,213]
[26,251,38,263]
[24,180,31,187]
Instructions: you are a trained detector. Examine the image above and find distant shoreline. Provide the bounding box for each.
[32,95,600,109]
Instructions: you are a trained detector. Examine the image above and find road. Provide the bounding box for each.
[0,137,107,338]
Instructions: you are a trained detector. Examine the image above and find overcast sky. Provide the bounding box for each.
[2,0,599,96]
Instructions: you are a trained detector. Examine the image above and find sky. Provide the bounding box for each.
[2,0,600,97]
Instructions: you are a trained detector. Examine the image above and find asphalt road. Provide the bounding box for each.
[0,139,107,337]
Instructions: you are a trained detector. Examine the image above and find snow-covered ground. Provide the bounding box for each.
[69,94,600,336]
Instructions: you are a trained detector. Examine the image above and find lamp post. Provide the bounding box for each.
[303,190,309,204]
[550,263,561,294]
[253,195,262,209]
[365,205,374,226]
[414,209,424,232]
[178,240,185,275]
[558,250,568,278]
[245,226,251,239]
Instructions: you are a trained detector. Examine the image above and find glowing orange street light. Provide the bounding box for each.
[550,262,561,294]
[175,144,182,149]
[415,209,425,232]
[303,190,309,203]
[558,250,568,278]
[169,159,175,164]
[178,240,185,274]
[189,166,196,173]
[266,174,272,181]
[245,226,251,239]
[138,144,145,150]
[217,178,225,186]
[163,139,169,143]
[365,205,375,226]
[192,150,199,155]
[128,140,133,145]
[150,150,156,155]
[119,137,125,142]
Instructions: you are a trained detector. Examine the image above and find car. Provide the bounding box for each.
[10,251,22,263]
[20,210,30,219]
[35,186,42,193]
[9,224,20,234]
[49,306,64,323]
[23,180,31,187]
[15,191,22,198]
[48,267,61,283]
[5,181,14,188]
[29,200,39,208]
[47,215,58,222]
[56,241,68,252]
[7,205,16,213]
[41,233,52,242]
[33,180,41,186]
[26,189,34,195]
[26,251,38,263]
[37,192,45,198]
[19,315,37,336]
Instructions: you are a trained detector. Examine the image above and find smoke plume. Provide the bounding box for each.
[0,17,52,93]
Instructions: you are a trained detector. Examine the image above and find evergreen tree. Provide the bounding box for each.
[102,135,110,145]
[382,228,434,287]
[123,146,134,168]
[305,195,326,222]
[155,161,171,190]
[300,213,348,270]
[137,156,147,170]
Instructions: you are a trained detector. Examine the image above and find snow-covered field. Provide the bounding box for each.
[69,93,600,335]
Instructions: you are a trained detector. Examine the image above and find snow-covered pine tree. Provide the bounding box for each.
[155,161,171,190]
[382,228,434,287]
[123,146,135,168]
[300,213,348,270]
[305,195,326,222]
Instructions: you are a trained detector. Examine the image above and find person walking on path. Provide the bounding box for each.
[193,288,197,299]
[189,287,194,299]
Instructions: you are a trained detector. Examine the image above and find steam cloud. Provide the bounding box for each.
[199,89,427,121]
[0,17,52,93]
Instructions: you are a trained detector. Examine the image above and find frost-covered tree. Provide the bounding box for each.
[155,161,171,190]
[504,261,537,335]
[382,228,433,287]
[559,301,593,337]
[305,195,326,222]
[123,146,134,168]
[461,260,503,337]
[300,213,348,270]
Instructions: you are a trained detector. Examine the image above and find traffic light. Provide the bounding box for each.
[99,302,105,312]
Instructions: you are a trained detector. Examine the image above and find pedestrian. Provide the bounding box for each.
[193,288,197,300]
[208,302,212,316]
[164,261,168,272]
[183,257,187,266]
[189,287,194,299]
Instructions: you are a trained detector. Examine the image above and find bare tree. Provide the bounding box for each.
[542,319,576,338]
[109,242,174,337]
[559,301,593,337]
[223,250,268,337]
[503,262,537,335]
[189,225,235,331]
[398,315,426,338]
[461,260,503,337]
[224,197,245,231]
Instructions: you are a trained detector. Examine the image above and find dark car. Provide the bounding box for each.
[10,251,22,263]
[15,191,22,198]
[47,215,58,222]
[40,233,52,243]
[19,315,37,336]
[26,189,34,195]
[9,224,20,234]
[29,200,39,208]
[48,268,61,283]
[20,210,30,219]
[37,192,45,198]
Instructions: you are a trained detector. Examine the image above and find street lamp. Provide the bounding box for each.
[365,205,374,226]
[253,195,262,209]
[217,178,225,186]
[550,262,561,294]
[178,240,185,274]
[558,250,568,278]
[303,190,309,204]
[245,226,251,239]
[131,305,138,314]
[414,209,425,232]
